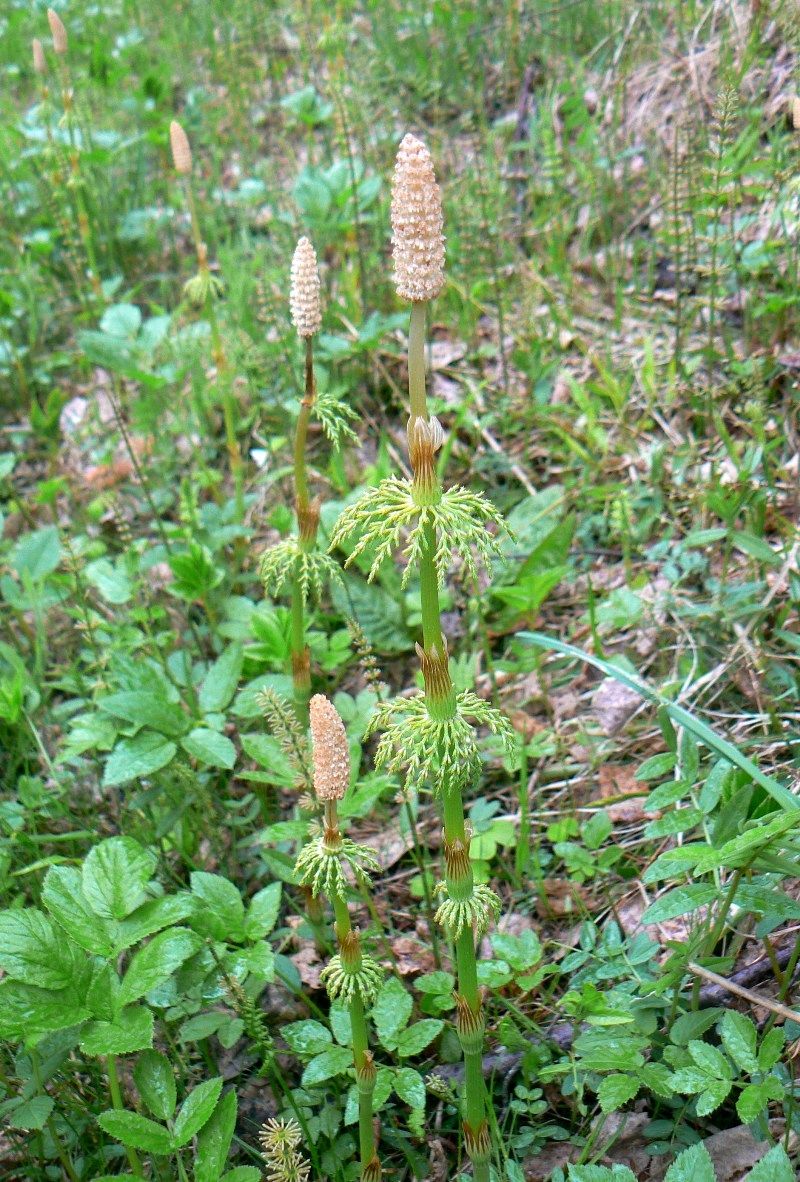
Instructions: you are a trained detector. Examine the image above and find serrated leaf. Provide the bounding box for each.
[719,1010,758,1073]
[0,909,83,988]
[245,882,282,939]
[220,1169,262,1182]
[642,885,719,925]
[394,1066,425,1111]
[97,692,188,738]
[173,1077,223,1147]
[670,1009,722,1046]
[568,1166,637,1181]
[190,872,246,942]
[695,1078,732,1116]
[757,1026,785,1072]
[301,1046,352,1086]
[12,527,60,580]
[745,1144,795,1182]
[283,1020,332,1056]
[82,837,156,921]
[80,1005,154,1056]
[181,728,237,769]
[395,1019,443,1057]
[103,732,177,787]
[373,977,413,1046]
[663,1142,715,1182]
[118,927,200,1007]
[0,979,91,1038]
[687,1039,732,1080]
[196,1089,237,1182]
[736,1078,784,1124]
[42,866,115,955]
[97,1108,173,1154]
[134,1049,176,1121]
[199,646,243,713]
[6,1094,54,1130]
[114,894,193,951]
[597,1074,640,1113]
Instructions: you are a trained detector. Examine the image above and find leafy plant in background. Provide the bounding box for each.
[260,239,353,724]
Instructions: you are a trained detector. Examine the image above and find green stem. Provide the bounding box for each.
[332,896,376,1176]
[409,305,490,1180]
[106,1055,142,1176]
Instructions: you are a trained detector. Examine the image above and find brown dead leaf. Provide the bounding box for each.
[391,935,437,977]
[595,764,649,823]
[648,1121,790,1182]
[290,945,324,991]
[369,822,413,872]
[592,678,642,735]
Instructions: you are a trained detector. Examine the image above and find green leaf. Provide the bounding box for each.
[490,929,542,970]
[196,1088,237,1182]
[670,1009,722,1046]
[373,977,413,1046]
[597,1074,640,1113]
[283,1020,333,1056]
[0,979,91,1038]
[97,1109,173,1155]
[103,732,177,787]
[568,1167,637,1181]
[42,866,115,955]
[80,1005,154,1056]
[119,927,200,1006]
[687,1040,731,1079]
[663,1142,715,1182]
[245,882,282,939]
[199,645,243,713]
[695,1078,732,1115]
[190,872,246,942]
[301,1046,352,1086]
[642,885,719,924]
[84,558,133,605]
[518,633,800,813]
[736,1077,784,1124]
[181,728,237,769]
[394,1066,425,1111]
[82,837,156,920]
[0,909,83,988]
[97,691,188,738]
[220,1169,262,1182]
[757,1026,785,1072]
[395,1019,443,1057]
[134,1049,176,1121]
[745,1144,795,1182]
[172,1077,223,1147]
[6,1095,54,1130]
[100,302,142,337]
[331,575,409,654]
[12,527,60,580]
[115,893,194,951]
[719,1010,758,1073]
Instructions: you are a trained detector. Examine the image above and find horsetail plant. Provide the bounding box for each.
[295,695,383,1182]
[260,239,354,724]
[331,134,515,1182]
[169,119,244,521]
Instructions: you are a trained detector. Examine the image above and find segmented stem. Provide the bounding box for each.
[290,338,317,725]
[332,894,377,1176]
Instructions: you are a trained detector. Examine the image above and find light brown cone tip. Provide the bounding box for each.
[309,694,350,802]
[169,120,192,175]
[391,133,445,302]
[290,237,322,337]
[32,39,46,74]
[47,9,68,55]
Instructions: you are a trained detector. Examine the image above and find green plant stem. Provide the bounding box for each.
[332,895,376,1175]
[408,301,490,1182]
[106,1055,142,1176]
[288,337,317,726]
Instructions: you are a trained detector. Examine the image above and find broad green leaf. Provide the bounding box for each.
[568,1167,637,1181]
[597,1073,640,1113]
[196,1088,237,1182]
[642,885,719,924]
[84,558,133,605]
[82,837,156,920]
[172,1077,224,1146]
[301,1046,352,1086]
[181,728,237,769]
[373,977,413,1046]
[134,1050,176,1121]
[80,1005,154,1056]
[393,1066,425,1111]
[179,1012,228,1043]
[42,866,115,955]
[0,909,83,988]
[663,1142,715,1182]
[115,893,193,951]
[103,732,177,787]
[745,1144,795,1182]
[687,1040,732,1080]
[719,1011,758,1073]
[12,527,60,580]
[97,1109,173,1155]
[119,927,200,1006]
[695,1078,732,1115]
[97,692,188,738]
[670,1009,722,1046]
[283,1020,332,1056]
[190,872,246,942]
[757,1026,785,1072]
[5,1095,54,1130]
[331,575,409,654]
[395,1019,443,1057]
[86,963,121,1022]
[199,645,243,713]
[0,979,91,1038]
[518,633,800,813]
[736,1077,784,1123]
[245,882,282,939]
[220,1170,262,1182]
